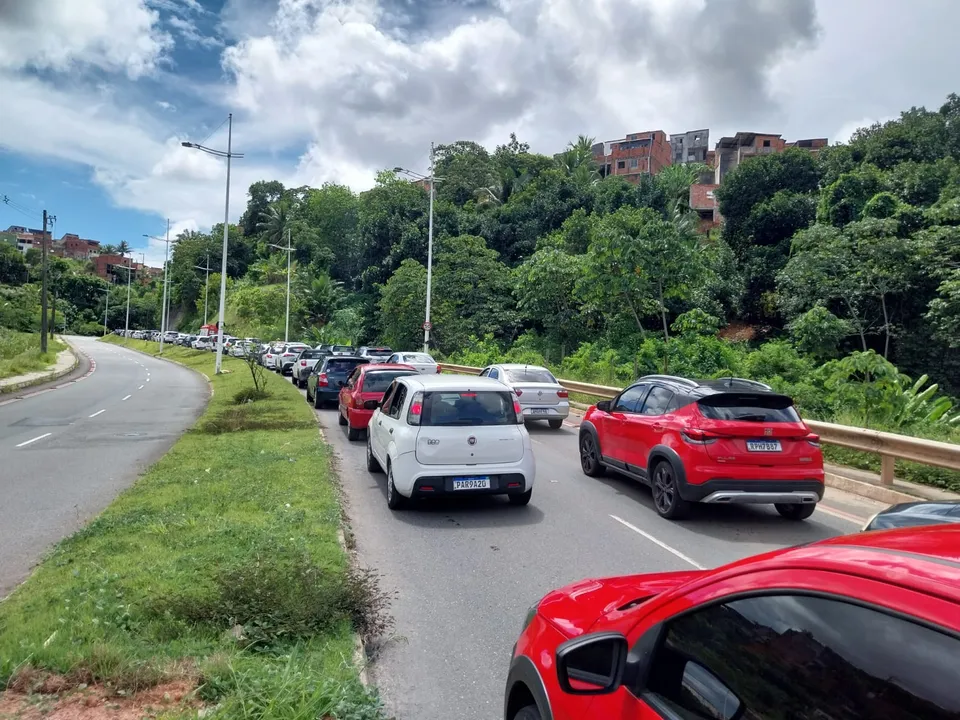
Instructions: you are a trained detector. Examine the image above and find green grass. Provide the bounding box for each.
[0,336,387,719]
[0,329,65,381]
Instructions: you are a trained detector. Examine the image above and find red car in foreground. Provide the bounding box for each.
[504,525,960,720]
[337,363,417,440]
[579,375,824,520]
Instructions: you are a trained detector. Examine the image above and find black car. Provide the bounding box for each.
[306,356,369,408]
[862,500,960,531]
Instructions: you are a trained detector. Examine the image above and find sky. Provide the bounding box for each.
[1,0,959,269]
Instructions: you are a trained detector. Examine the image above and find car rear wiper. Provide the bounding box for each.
[734,414,768,421]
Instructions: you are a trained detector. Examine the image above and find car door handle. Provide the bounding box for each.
[389,428,393,434]
[652,423,664,432]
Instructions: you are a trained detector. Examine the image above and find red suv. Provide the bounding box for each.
[337,364,417,440]
[578,375,824,520]
[503,525,960,720]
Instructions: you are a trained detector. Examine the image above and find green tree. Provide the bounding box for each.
[514,247,587,357]
[787,306,852,361]
[0,243,28,285]
[377,259,427,350]
[240,180,286,237]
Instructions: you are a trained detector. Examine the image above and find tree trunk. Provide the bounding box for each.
[880,293,891,358]
[658,281,669,373]
[623,293,645,337]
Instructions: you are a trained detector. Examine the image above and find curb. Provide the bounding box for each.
[824,471,925,506]
[0,341,78,395]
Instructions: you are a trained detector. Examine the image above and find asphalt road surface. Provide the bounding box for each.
[0,336,208,596]
[303,385,888,720]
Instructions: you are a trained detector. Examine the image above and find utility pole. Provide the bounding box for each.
[159,218,171,354]
[423,142,435,353]
[103,286,110,336]
[194,253,211,326]
[269,229,293,343]
[40,210,49,352]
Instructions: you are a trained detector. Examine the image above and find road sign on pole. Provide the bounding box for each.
[422,321,432,331]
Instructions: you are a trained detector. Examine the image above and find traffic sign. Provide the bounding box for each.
[422,321,433,331]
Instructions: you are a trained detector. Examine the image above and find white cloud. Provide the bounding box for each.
[0,0,171,79]
[168,14,224,49]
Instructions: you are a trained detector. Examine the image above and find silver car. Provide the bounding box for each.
[480,364,569,429]
[385,352,439,375]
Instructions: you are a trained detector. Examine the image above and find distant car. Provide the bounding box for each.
[337,363,418,440]
[579,374,823,521]
[862,500,960,531]
[358,346,394,364]
[503,525,960,720]
[307,355,370,408]
[481,364,569,430]
[385,351,440,375]
[261,343,284,369]
[365,375,536,510]
[277,343,310,375]
[291,348,329,388]
[330,345,355,356]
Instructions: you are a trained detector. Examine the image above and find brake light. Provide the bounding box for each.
[514,389,522,396]
[354,395,364,409]
[557,390,568,398]
[806,433,821,448]
[407,391,424,425]
[514,397,523,423]
[318,373,328,387]
[681,429,718,445]
[300,360,307,366]
[460,392,477,398]
[436,364,442,374]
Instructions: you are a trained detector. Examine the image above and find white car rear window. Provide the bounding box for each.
[421,391,515,426]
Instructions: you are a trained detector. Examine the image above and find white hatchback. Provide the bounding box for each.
[365,375,536,509]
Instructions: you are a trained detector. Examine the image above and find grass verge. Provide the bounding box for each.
[0,330,65,381]
[0,335,389,719]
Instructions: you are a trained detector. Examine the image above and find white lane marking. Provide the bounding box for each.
[610,514,705,569]
[816,504,866,526]
[139,385,145,390]
[16,432,52,448]
[122,394,132,401]
[146,377,150,382]
[89,409,106,418]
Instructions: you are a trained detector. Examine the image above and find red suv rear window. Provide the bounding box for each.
[697,393,800,422]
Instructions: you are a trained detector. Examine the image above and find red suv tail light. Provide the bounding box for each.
[318,373,328,387]
[806,433,821,448]
[557,390,569,398]
[681,429,719,445]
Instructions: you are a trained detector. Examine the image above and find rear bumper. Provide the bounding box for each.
[314,388,340,403]
[680,479,824,504]
[391,454,536,497]
[347,407,374,428]
[521,402,569,420]
[410,473,530,498]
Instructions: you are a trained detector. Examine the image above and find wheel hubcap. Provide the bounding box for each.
[654,467,674,512]
[580,437,595,470]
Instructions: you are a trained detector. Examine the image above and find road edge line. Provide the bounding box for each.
[609,514,706,569]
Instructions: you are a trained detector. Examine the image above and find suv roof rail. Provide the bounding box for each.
[637,374,699,388]
[697,377,774,391]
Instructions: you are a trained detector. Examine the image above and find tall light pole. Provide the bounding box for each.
[144,219,172,353]
[194,253,211,326]
[182,114,244,374]
[268,228,293,343]
[115,260,134,338]
[394,144,440,353]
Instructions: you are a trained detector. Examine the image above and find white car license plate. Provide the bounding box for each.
[452,477,491,490]
[747,440,782,452]
[527,408,550,415]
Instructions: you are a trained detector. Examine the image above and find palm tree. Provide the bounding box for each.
[258,203,290,247]
[116,241,131,258]
[556,135,600,185]
[655,163,711,214]
[100,243,117,255]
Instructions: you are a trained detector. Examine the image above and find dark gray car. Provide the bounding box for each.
[306,356,369,408]
[862,500,960,532]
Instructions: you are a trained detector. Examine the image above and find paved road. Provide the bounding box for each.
[305,389,886,720]
[0,336,208,596]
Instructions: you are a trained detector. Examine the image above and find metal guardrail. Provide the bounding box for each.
[440,363,960,487]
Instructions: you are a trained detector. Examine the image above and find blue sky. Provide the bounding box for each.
[2,0,959,268]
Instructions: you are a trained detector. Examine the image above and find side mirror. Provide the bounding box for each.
[556,632,628,695]
[596,400,612,412]
[363,399,380,411]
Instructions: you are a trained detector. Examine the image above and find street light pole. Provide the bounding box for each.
[115,260,134,338]
[149,219,172,354]
[269,228,293,343]
[103,286,110,336]
[182,113,243,374]
[424,143,435,353]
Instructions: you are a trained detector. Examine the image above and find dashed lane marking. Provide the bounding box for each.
[89,409,106,418]
[122,394,132,401]
[610,514,705,569]
[139,385,145,390]
[16,432,52,448]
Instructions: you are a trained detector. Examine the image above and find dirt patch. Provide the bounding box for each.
[0,679,200,719]
[718,321,757,343]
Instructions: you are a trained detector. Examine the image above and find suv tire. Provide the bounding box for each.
[776,502,817,520]
[513,706,541,720]
[366,436,381,473]
[651,460,691,520]
[338,409,348,426]
[579,432,605,477]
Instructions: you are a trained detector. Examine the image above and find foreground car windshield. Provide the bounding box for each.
[504,368,556,384]
[421,391,516,426]
[364,371,416,392]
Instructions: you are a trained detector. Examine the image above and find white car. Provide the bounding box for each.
[480,363,570,429]
[365,375,536,510]
[385,351,440,375]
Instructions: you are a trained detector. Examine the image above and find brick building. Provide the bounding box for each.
[592,130,672,182]
[59,233,101,260]
[670,129,710,165]
[690,183,721,232]
[713,132,829,183]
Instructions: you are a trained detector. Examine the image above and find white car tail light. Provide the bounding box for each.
[407,391,424,425]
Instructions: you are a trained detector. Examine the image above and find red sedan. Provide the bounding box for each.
[337,363,417,441]
[504,525,960,720]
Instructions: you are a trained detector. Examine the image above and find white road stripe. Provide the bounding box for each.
[89,409,106,418]
[610,514,705,569]
[139,385,145,390]
[122,394,132,401]
[16,432,52,448]
[146,377,150,382]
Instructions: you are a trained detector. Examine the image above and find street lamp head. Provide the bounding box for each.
[392,167,403,172]
[181,141,195,148]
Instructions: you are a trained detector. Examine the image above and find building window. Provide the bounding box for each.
[763,139,771,147]
[617,160,626,169]
[629,158,639,169]
[642,594,960,720]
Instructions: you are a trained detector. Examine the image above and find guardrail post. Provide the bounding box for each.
[880,455,896,486]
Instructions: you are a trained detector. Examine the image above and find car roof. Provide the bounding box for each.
[630,375,777,397]
[359,363,416,373]
[398,374,508,391]
[496,363,552,371]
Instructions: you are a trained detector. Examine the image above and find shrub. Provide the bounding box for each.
[233,387,270,405]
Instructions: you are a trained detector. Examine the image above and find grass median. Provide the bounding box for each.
[0,329,65,382]
[0,336,388,719]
